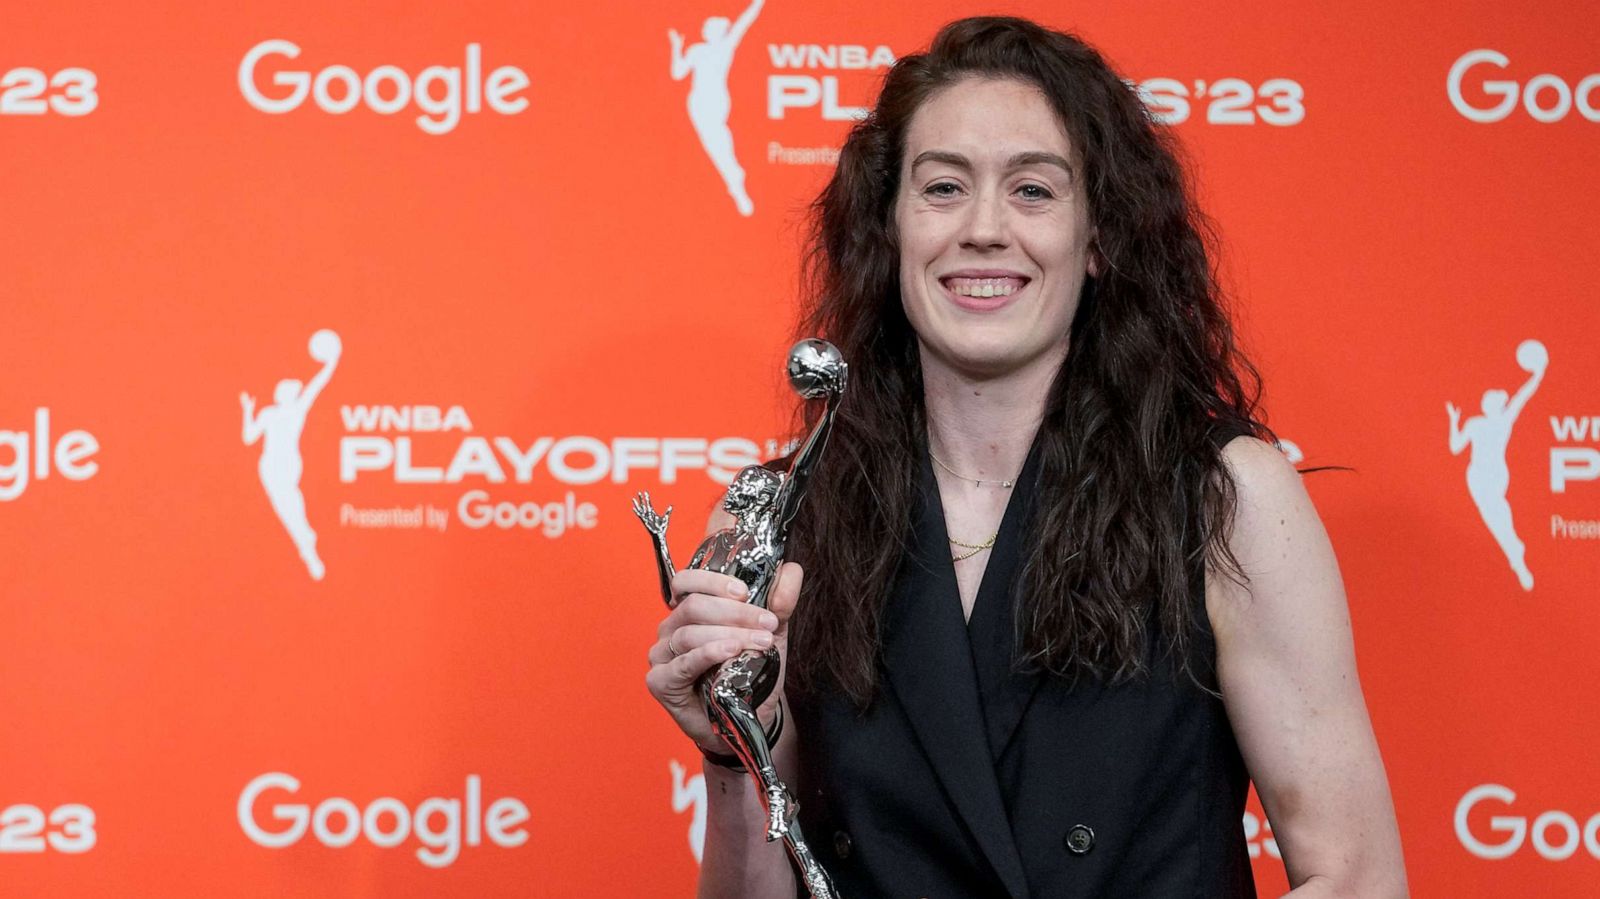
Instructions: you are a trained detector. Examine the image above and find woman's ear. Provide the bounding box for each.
[1086,232,1102,279]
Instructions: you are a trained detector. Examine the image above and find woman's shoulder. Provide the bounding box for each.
[1215,433,1301,505]
[1206,432,1334,629]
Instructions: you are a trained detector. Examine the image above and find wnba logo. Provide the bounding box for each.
[1446,339,1546,591]
[668,0,766,216]
[241,329,341,580]
[665,1,894,212]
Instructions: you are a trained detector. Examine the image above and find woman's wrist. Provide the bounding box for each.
[699,744,746,770]
[695,700,784,772]
[700,753,753,780]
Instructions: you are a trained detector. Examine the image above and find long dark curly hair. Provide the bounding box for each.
[782,16,1272,706]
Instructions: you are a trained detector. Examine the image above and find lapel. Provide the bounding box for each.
[966,438,1048,762]
[882,449,1032,899]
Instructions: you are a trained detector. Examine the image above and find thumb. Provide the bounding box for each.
[769,562,803,634]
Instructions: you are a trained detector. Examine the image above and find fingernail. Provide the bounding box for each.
[753,630,773,647]
[728,580,748,598]
[759,612,779,631]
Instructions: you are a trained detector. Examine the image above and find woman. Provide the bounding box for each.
[646,17,1406,897]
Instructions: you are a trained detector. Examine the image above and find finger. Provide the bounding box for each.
[657,592,767,639]
[668,592,779,632]
[767,562,804,631]
[648,622,768,666]
[647,638,673,667]
[652,640,747,693]
[670,624,774,656]
[670,568,748,603]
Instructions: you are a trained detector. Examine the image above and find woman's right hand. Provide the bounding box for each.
[645,562,802,754]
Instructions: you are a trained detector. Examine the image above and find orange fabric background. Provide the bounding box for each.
[3,1,1598,895]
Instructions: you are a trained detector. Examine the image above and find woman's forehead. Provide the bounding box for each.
[904,77,1074,162]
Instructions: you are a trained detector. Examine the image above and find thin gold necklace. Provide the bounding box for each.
[930,450,1017,489]
[949,531,997,562]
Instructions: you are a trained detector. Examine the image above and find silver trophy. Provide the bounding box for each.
[633,338,846,898]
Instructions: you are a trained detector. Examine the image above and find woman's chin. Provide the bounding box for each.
[928,343,1042,381]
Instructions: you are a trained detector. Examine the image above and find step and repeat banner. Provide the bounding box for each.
[3,0,1598,895]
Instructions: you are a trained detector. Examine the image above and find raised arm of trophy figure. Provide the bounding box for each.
[775,377,845,532]
[632,492,677,607]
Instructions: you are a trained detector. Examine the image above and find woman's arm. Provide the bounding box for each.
[1207,437,1408,898]
[698,708,799,899]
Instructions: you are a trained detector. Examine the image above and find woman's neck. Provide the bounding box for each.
[920,346,1061,483]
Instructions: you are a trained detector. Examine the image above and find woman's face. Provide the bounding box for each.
[893,76,1097,380]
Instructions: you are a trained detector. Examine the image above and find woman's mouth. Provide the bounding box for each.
[939,274,1030,310]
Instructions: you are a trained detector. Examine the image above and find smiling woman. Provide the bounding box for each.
[643,16,1408,898]
[895,79,1097,383]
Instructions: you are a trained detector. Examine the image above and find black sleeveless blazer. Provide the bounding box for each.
[789,436,1255,898]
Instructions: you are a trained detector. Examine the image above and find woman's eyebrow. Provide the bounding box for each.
[910,149,971,173]
[909,149,1074,179]
[1006,150,1074,178]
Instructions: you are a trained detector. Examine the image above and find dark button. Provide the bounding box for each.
[1064,824,1095,855]
[833,829,853,859]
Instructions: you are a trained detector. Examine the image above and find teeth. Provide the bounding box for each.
[945,277,1023,298]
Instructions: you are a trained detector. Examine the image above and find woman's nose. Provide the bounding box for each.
[959,189,1009,250]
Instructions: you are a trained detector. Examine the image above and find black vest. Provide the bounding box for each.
[790,439,1255,898]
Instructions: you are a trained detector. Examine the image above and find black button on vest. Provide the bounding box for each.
[1064,824,1094,855]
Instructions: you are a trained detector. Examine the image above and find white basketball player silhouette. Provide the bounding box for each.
[1447,339,1546,591]
[242,329,341,581]
[669,759,708,864]
[669,0,764,216]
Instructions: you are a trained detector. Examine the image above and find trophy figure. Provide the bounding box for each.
[633,338,846,898]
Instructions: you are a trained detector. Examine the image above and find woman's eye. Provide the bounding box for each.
[924,182,962,198]
[1017,184,1054,201]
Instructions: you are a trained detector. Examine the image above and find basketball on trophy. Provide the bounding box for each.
[786,338,845,400]
[1515,339,1547,374]
[309,329,342,363]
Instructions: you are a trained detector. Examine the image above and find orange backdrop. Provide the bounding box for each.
[3,1,1598,895]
